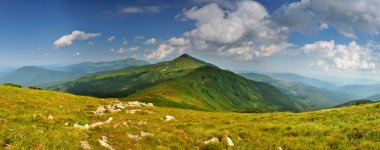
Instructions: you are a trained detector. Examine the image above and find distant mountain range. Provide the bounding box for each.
[0,58,149,88]
[266,73,337,89]
[241,73,352,110]
[55,58,149,74]
[336,84,380,99]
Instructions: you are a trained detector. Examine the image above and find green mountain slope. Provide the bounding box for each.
[2,85,380,149]
[241,73,351,110]
[0,66,83,87]
[50,54,213,97]
[127,66,305,112]
[61,58,149,74]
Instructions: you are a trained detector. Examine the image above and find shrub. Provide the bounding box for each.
[3,83,22,88]
[28,86,43,90]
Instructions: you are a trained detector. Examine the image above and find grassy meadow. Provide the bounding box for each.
[1,85,380,149]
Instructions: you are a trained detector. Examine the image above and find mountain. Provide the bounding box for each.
[334,100,374,108]
[338,84,380,99]
[266,73,337,89]
[1,85,380,149]
[241,73,352,110]
[51,54,304,112]
[127,66,305,112]
[0,66,83,87]
[362,94,380,101]
[59,58,149,74]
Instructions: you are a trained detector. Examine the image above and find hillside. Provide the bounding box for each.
[127,66,305,112]
[241,73,351,110]
[362,94,380,101]
[50,54,213,97]
[0,66,83,87]
[59,58,149,74]
[1,85,380,149]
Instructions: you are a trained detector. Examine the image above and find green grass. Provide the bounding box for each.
[2,85,380,149]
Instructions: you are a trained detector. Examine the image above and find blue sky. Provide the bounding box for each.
[1,0,380,79]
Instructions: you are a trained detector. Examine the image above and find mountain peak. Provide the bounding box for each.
[173,54,218,68]
[178,53,192,58]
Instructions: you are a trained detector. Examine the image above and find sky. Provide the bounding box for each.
[2,0,380,80]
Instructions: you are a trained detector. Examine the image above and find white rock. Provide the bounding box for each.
[74,123,90,130]
[203,137,219,145]
[80,140,92,149]
[140,131,154,137]
[278,147,283,150]
[47,115,54,120]
[64,123,70,126]
[226,137,234,147]
[98,136,115,150]
[164,115,175,122]
[127,134,140,141]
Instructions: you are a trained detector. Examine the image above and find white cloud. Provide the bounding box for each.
[128,47,139,52]
[73,52,80,57]
[145,37,190,59]
[118,47,127,54]
[110,48,115,52]
[107,36,116,42]
[134,36,145,41]
[120,6,161,14]
[122,40,128,45]
[182,1,288,59]
[88,41,95,47]
[144,38,158,45]
[273,0,380,38]
[53,30,101,48]
[302,40,376,71]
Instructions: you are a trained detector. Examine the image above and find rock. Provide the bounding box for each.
[98,136,115,150]
[74,123,90,130]
[64,122,70,126]
[138,120,147,125]
[226,137,234,147]
[75,117,113,129]
[95,106,107,115]
[80,140,92,149]
[122,121,128,126]
[127,134,140,141]
[278,147,283,150]
[140,131,154,137]
[164,115,175,122]
[203,137,219,145]
[47,115,54,120]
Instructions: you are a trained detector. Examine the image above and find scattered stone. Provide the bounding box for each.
[138,120,147,125]
[203,137,219,145]
[113,123,119,128]
[64,123,70,126]
[226,137,234,147]
[127,134,140,141]
[278,147,283,150]
[59,106,63,108]
[92,101,153,115]
[47,115,54,120]
[80,140,92,149]
[122,121,128,126]
[164,115,175,122]
[98,136,115,150]
[95,106,107,115]
[74,117,113,130]
[140,131,154,137]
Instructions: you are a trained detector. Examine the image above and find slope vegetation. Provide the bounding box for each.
[128,66,305,112]
[1,86,380,149]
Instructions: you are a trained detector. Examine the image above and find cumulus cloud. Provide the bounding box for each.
[302,40,376,71]
[273,0,380,38]
[53,30,101,48]
[148,1,289,60]
[145,37,190,59]
[118,47,127,54]
[144,38,158,45]
[107,36,116,42]
[120,6,161,14]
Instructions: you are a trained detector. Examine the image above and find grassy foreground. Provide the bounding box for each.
[1,86,380,149]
